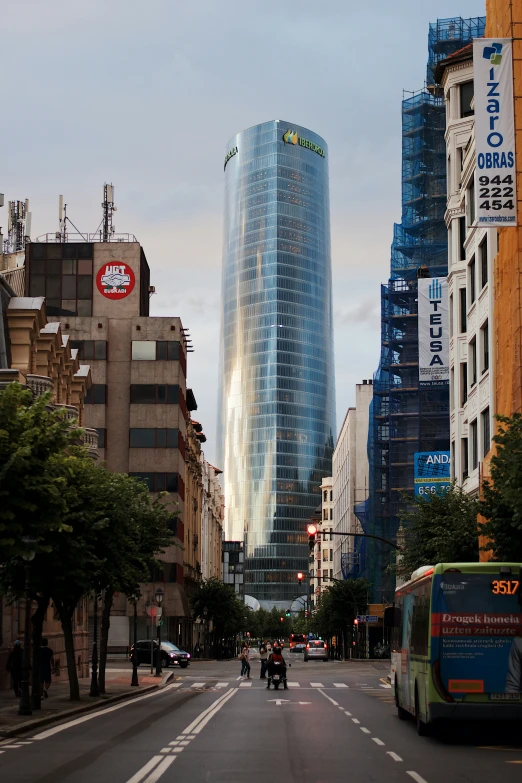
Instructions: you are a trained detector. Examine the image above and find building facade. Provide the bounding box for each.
[436,47,496,494]
[310,477,334,605]
[218,120,336,608]
[222,540,244,596]
[24,238,192,649]
[367,16,485,603]
[200,458,224,581]
[332,380,373,582]
[0,288,96,687]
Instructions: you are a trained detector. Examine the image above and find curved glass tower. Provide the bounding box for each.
[218,120,335,608]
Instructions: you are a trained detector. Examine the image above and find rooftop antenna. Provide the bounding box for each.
[6,199,30,252]
[102,183,116,242]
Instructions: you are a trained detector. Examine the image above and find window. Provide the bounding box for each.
[459,288,467,333]
[330,568,333,579]
[460,81,474,117]
[471,419,478,471]
[450,367,455,409]
[129,428,179,448]
[323,490,327,502]
[70,340,107,360]
[131,341,181,361]
[84,384,107,404]
[462,437,469,480]
[130,384,180,404]
[480,238,488,288]
[461,363,468,406]
[482,320,489,372]
[323,550,328,562]
[323,509,327,521]
[27,242,93,316]
[96,428,106,448]
[470,338,477,387]
[323,569,328,581]
[129,472,180,493]
[468,180,475,225]
[469,256,476,304]
[449,294,454,336]
[459,216,466,260]
[329,490,333,502]
[329,508,333,520]
[482,407,491,457]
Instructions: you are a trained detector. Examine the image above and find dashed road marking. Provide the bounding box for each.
[287,682,300,687]
[372,738,385,746]
[352,718,360,724]
[191,683,206,688]
[216,682,229,688]
[333,683,348,688]
[407,773,429,783]
[239,681,252,687]
[344,711,352,716]
[387,752,403,762]
[360,727,371,734]
[310,682,324,687]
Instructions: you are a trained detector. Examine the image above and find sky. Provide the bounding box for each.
[1,0,485,465]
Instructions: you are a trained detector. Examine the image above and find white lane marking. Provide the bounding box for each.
[168,741,179,746]
[380,683,392,689]
[160,748,170,754]
[239,681,252,687]
[235,676,242,681]
[185,735,196,739]
[387,752,403,762]
[181,689,236,735]
[372,738,385,746]
[407,773,429,783]
[178,741,190,746]
[287,682,300,687]
[333,683,348,688]
[191,683,206,688]
[142,756,175,782]
[344,710,352,716]
[310,682,324,687]
[126,756,164,783]
[191,689,237,734]
[337,706,344,710]
[0,751,4,754]
[34,683,178,740]
[171,683,182,689]
[216,682,229,688]
[171,748,184,753]
[317,689,339,706]
[352,718,360,724]
[0,744,24,748]
[360,727,371,734]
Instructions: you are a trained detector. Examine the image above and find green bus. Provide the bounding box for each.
[391,562,522,734]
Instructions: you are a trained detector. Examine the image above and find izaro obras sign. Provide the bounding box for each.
[473,38,517,226]
[283,129,325,158]
[414,452,451,498]
[418,277,449,387]
[96,262,135,300]
[224,145,238,171]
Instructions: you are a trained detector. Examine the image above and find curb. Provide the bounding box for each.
[0,671,174,738]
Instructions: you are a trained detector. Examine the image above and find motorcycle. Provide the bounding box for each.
[268,661,287,690]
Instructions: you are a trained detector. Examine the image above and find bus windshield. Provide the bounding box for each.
[432,570,522,696]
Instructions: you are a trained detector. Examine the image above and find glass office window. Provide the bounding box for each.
[132,341,156,360]
[27,243,93,316]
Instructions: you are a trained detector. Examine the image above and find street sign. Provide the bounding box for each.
[356,615,379,624]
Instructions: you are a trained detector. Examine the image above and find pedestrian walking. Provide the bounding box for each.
[40,638,55,699]
[6,640,23,697]
[242,643,251,679]
[259,641,268,679]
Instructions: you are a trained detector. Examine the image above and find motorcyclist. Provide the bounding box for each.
[266,645,288,690]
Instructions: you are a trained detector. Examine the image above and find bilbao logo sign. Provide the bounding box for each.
[96,262,135,299]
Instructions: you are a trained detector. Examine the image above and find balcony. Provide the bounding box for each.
[27,374,54,398]
[83,428,99,459]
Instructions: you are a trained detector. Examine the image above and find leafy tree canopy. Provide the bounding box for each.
[312,579,370,638]
[397,483,480,579]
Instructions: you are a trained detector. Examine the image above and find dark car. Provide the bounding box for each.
[130,640,191,668]
[291,643,306,653]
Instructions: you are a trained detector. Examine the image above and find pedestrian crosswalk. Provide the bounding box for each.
[176,680,382,691]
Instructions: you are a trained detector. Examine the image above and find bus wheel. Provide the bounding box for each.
[415,688,429,736]
[395,684,408,721]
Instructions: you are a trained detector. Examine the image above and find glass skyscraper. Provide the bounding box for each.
[218,120,335,608]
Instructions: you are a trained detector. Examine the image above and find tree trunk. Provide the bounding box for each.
[31,594,50,710]
[98,591,113,695]
[55,599,80,700]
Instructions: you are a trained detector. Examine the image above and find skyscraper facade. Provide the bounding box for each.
[218,120,335,608]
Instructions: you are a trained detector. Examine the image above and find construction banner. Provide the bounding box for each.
[474,38,517,226]
[418,277,449,387]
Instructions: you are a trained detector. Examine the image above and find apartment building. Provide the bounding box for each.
[436,46,495,493]
[332,380,373,581]
[310,477,334,605]
[201,459,224,581]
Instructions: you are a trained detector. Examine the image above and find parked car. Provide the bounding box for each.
[130,640,191,668]
[290,643,306,653]
[303,640,328,662]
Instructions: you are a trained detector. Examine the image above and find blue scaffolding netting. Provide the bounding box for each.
[366,16,485,603]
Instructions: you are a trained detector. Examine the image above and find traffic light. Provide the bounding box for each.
[307,523,317,551]
[353,618,359,626]
[297,571,304,586]
[285,610,291,617]
[280,617,284,623]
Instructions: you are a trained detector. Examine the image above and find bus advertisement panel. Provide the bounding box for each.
[432,571,522,698]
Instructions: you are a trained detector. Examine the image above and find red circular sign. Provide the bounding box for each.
[96,262,135,299]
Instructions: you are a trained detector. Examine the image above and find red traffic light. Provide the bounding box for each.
[353,618,359,625]
[297,571,304,582]
[307,524,318,536]
[280,617,284,623]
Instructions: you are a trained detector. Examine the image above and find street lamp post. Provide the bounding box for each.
[19,539,36,716]
[202,606,208,658]
[90,593,99,697]
[131,599,139,687]
[154,588,164,677]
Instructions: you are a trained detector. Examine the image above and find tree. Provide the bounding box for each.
[311,579,369,658]
[480,413,522,561]
[397,484,480,579]
[190,579,248,655]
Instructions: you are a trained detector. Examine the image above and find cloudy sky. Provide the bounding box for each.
[2,0,484,465]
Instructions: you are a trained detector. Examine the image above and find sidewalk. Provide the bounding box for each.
[0,668,173,738]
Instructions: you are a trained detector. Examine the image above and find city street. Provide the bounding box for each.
[1,656,522,783]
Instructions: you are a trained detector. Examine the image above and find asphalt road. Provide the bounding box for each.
[1,654,522,783]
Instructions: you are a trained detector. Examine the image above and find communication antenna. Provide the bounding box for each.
[6,199,31,252]
[102,183,116,242]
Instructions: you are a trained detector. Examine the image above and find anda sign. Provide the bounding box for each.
[418,277,449,387]
[473,39,517,226]
[96,262,135,300]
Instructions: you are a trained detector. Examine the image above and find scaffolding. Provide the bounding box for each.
[366,16,485,603]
